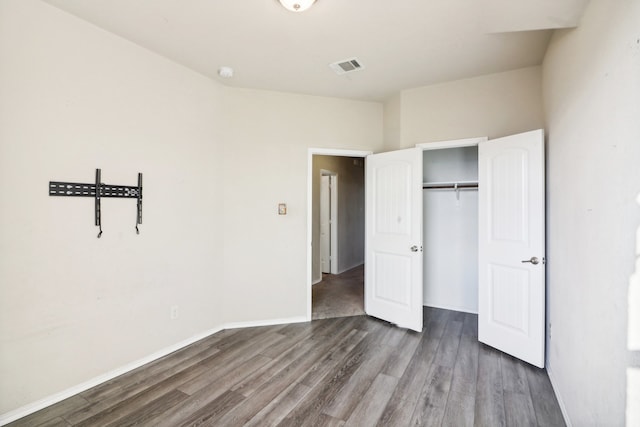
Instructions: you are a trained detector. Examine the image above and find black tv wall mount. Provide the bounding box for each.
[49,169,142,238]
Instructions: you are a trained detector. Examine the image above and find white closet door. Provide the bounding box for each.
[365,148,423,332]
[478,129,546,368]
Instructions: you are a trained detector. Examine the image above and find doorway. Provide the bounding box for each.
[307,148,371,320]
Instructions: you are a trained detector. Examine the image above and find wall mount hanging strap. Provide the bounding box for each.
[49,168,143,238]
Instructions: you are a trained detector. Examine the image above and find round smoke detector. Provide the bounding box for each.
[218,66,234,78]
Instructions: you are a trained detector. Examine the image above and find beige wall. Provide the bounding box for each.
[221,88,382,325]
[383,93,402,150]
[0,0,226,415]
[543,0,640,424]
[311,156,366,283]
[0,0,383,417]
[386,66,544,149]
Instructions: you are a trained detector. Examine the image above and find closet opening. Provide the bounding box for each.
[422,146,479,314]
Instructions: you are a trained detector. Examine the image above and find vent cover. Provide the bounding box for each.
[329,58,364,75]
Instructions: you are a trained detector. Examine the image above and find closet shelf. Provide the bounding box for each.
[422,180,478,189]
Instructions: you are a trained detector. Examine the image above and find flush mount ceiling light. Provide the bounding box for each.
[277,0,316,12]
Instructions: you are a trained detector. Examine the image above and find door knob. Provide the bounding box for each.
[410,245,420,252]
[521,257,540,265]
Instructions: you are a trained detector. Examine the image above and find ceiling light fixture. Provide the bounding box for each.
[277,0,316,12]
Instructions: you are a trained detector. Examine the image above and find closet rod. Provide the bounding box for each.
[422,182,478,189]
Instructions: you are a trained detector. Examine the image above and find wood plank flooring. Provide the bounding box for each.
[8,308,565,427]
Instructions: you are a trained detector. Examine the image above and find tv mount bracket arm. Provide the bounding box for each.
[49,169,143,238]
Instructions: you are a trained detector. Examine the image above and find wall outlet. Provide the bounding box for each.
[170,305,179,320]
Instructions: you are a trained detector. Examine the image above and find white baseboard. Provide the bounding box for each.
[222,316,308,330]
[335,262,364,275]
[423,302,478,314]
[547,366,572,427]
[312,277,322,285]
[0,315,308,426]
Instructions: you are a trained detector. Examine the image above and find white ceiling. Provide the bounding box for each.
[43,0,590,101]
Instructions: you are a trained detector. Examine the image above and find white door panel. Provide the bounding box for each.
[479,129,545,368]
[320,175,331,274]
[365,148,422,332]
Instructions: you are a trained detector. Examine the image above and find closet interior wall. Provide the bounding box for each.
[422,146,479,313]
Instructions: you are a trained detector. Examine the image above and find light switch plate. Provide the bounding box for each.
[278,203,287,215]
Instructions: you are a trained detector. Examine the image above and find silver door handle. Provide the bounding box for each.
[521,257,540,265]
[410,245,422,252]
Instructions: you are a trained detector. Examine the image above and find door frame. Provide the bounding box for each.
[415,136,487,151]
[319,170,338,275]
[307,148,372,321]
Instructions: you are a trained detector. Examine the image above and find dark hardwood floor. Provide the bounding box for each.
[9,308,565,426]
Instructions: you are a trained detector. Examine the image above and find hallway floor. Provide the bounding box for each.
[312,265,364,320]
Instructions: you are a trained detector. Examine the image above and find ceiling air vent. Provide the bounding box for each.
[329,57,364,75]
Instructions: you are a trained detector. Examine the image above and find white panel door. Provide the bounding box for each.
[478,129,546,367]
[365,148,423,332]
[320,175,331,274]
